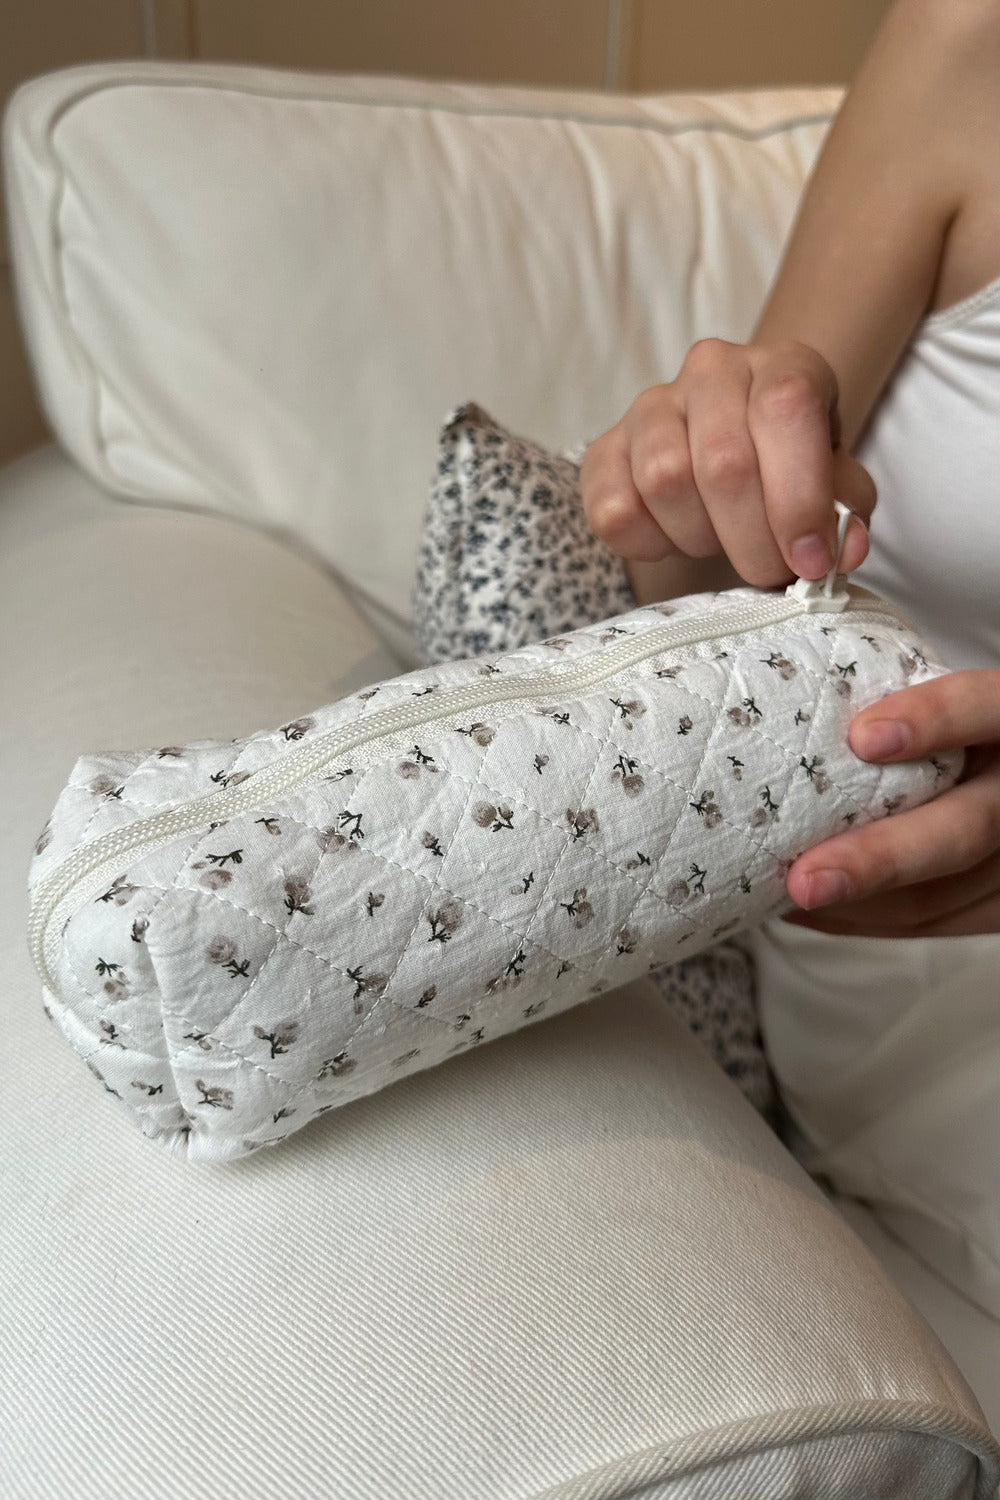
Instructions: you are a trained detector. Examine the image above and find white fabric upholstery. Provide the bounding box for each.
[1,449,996,1500]
[3,60,843,665]
[2,61,999,1494]
[1,451,997,1500]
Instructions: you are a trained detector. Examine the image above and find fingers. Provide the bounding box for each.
[581,338,876,584]
[581,421,677,561]
[782,862,1000,937]
[785,751,999,911]
[850,669,1000,758]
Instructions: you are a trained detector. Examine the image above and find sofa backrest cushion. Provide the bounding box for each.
[3,61,842,661]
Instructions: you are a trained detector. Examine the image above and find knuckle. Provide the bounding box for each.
[685,337,730,372]
[698,436,756,491]
[631,383,672,420]
[589,490,640,541]
[755,371,822,423]
[633,447,691,501]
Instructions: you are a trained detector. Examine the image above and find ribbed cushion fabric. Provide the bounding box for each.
[1,452,998,1498]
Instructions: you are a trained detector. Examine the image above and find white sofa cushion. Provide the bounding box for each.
[2,446,998,1497]
[2,60,843,664]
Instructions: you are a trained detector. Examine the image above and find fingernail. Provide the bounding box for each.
[855,719,911,759]
[791,533,832,579]
[841,516,870,572]
[800,870,851,908]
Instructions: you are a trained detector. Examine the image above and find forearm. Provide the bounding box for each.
[751,0,990,450]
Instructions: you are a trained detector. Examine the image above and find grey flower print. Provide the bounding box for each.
[666,863,707,903]
[473,802,514,831]
[284,877,315,915]
[750,785,780,827]
[727,755,744,780]
[90,774,124,799]
[828,660,858,698]
[727,697,762,727]
[209,768,252,790]
[566,807,599,840]
[559,888,594,927]
[344,967,389,1015]
[366,892,385,916]
[398,745,439,778]
[96,875,138,906]
[95,959,129,1003]
[610,696,645,729]
[98,1019,124,1048]
[34,820,53,855]
[255,817,282,835]
[131,1080,164,1097]
[626,851,652,871]
[337,809,365,842]
[316,825,358,855]
[456,722,495,747]
[280,717,316,741]
[422,831,445,857]
[199,868,233,891]
[416,985,437,1008]
[205,935,250,978]
[252,1022,300,1059]
[616,926,639,955]
[184,1029,213,1052]
[689,790,722,828]
[156,746,184,758]
[318,1051,357,1078]
[533,754,549,774]
[677,715,693,736]
[193,848,243,870]
[613,754,645,797]
[130,916,148,943]
[427,901,463,943]
[760,651,797,679]
[195,1080,234,1110]
[800,755,831,794]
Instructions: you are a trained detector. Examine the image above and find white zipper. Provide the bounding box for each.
[28,509,897,996]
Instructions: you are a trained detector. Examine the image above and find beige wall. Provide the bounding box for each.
[0,0,893,468]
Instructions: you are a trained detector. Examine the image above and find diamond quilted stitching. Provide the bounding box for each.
[433,794,568,931]
[208,936,365,1085]
[150,884,283,1035]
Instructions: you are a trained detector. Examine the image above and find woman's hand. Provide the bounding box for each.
[581,338,876,584]
[782,668,1000,937]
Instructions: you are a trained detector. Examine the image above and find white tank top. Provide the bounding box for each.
[850,273,1000,672]
[747,275,1000,1354]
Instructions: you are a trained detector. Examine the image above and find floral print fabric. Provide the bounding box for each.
[413,403,775,1113]
[29,550,961,1162]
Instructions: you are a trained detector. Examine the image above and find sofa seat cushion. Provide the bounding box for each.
[2,449,997,1499]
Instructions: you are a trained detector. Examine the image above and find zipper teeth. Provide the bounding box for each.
[28,590,901,991]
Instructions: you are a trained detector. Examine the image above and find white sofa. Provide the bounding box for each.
[1,61,997,1499]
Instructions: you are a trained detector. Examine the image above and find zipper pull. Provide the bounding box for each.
[785,499,854,613]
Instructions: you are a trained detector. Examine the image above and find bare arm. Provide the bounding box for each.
[621,0,996,604]
[751,0,994,450]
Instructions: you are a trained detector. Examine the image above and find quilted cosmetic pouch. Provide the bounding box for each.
[27,511,964,1162]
